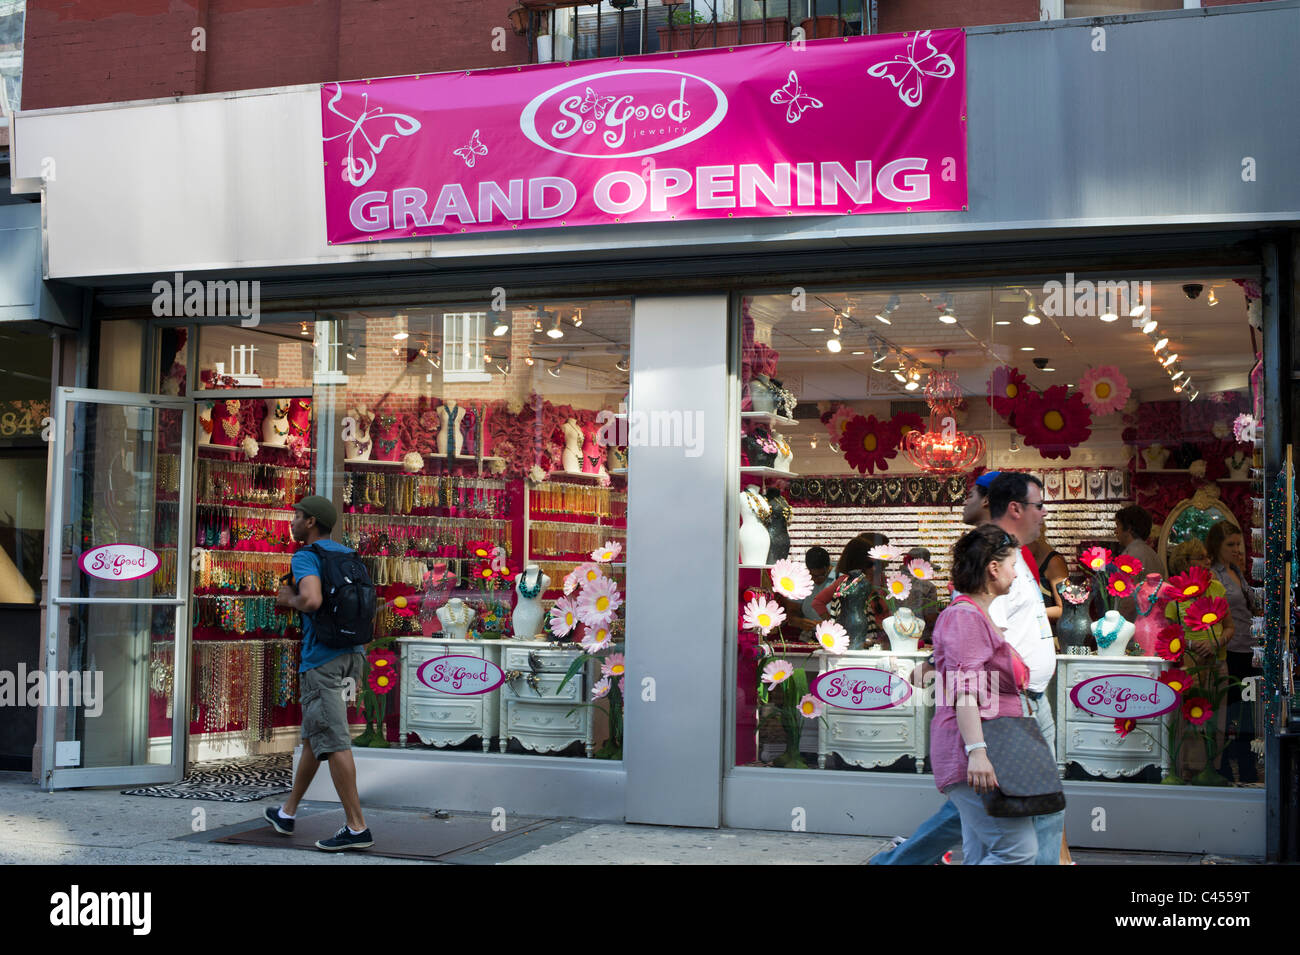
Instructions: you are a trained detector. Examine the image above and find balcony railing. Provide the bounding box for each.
[515,1,873,64]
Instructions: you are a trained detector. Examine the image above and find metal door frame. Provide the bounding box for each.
[41,387,194,789]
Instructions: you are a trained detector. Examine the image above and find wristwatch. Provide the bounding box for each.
[964,741,987,755]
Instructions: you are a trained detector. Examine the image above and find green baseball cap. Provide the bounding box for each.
[294,495,337,531]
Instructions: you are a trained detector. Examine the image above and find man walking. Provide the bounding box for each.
[266,494,373,851]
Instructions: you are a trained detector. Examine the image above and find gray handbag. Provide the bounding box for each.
[979,708,1066,818]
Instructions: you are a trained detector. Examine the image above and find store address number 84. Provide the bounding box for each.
[0,402,53,441]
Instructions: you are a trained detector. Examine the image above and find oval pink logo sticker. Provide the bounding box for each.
[79,544,160,582]
[1070,673,1179,719]
[416,655,506,696]
[519,68,729,159]
[811,666,913,711]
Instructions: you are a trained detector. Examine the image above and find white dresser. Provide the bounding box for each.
[1054,655,1170,779]
[397,638,501,752]
[816,650,930,772]
[497,645,596,757]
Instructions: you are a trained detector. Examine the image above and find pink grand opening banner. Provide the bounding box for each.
[321,29,966,244]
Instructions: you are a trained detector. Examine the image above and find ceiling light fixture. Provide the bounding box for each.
[893,369,907,384]
[826,337,842,353]
[1022,289,1041,325]
[1153,337,1170,352]
[492,315,510,337]
[547,315,565,339]
[1020,346,1035,352]
[393,331,409,341]
[995,320,1011,326]
[1207,289,1218,307]
[939,306,958,324]
[1162,352,1179,367]
[1100,290,1119,322]
[826,314,843,351]
[1170,368,1184,381]
[1142,318,1159,335]
[1129,291,1147,318]
[852,350,865,356]
[547,357,567,377]
[614,356,630,372]
[524,353,535,367]
[572,308,583,327]
[875,294,900,325]
[300,322,310,336]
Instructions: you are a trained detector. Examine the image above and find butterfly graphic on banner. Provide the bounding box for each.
[322,83,422,187]
[453,129,489,168]
[769,71,823,124]
[866,29,955,108]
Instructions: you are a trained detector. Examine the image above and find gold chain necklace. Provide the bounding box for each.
[742,489,771,524]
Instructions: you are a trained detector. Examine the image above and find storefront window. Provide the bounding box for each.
[735,276,1266,790]
[144,300,630,760]
[0,326,50,601]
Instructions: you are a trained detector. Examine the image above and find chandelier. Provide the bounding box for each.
[901,356,986,474]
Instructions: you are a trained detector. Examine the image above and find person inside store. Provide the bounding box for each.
[929,523,1040,864]
[985,472,1066,864]
[1113,505,1167,619]
[812,535,889,648]
[901,546,941,644]
[267,495,373,851]
[1206,520,1260,784]
[1027,527,1069,629]
[776,546,832,641]
[960,469,997,526]
[1164,538,1231,780]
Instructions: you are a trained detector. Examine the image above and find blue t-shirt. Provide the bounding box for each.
[291,538,361,672]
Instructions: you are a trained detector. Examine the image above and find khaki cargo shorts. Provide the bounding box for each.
[300,652,363,758]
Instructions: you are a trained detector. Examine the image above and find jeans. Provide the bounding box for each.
[1027,692,1066,865]
[867,799,962,865]
[946,783,1037,864]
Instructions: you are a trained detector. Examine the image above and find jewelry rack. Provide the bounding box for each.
[187,638,303,743]
[523,476,628,595]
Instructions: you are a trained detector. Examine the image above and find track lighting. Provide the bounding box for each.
[1153,337,1169,353]
[524,353,535,367]
[492,315,510,337]
[1162,352,1178,367]
[615,356,630,372]
[1207,289,1218,307]
[393,331,409,341]
[1022,302,1040,326]
[547,356,566,377]
[875,294,900,325]
[1142,319,1159,336]
[1100,291,1119,322]
[547,315,564,339]
[573,308,583,327]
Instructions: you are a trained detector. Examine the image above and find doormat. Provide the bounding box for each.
[213,808,569,862]
[121,754,293,803]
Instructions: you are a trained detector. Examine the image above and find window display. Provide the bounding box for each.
[735,277,1267,790]
[142,299,631,760]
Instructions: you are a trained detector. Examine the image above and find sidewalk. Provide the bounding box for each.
[0,772,1255,865]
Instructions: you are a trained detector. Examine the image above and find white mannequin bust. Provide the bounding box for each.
[197,404,213,447]
[773,432,794,473]
[511,565,551,640]
[562,418,583,474]
[437,400,465,457]
[739,483,771,566]
[344,406,372,461]
[437,597,475,641]
[882,606,924,653]
[262,398,291,448]
[1093,610,1136,657]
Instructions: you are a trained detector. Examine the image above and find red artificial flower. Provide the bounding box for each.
[1159,668,1192,697]
[472,562,497,582]
[1014,385,1093,460]
[383,583,418,617]
[496,564,514,580]
[1106,573,1135,598]
[987,366,1030,420]
[1168,566,1212,601]
[1155,625,1186,661]
[1080,546,1112,573]
[1185,595,1229,632]
[890,412,925,444]
[1182,696,1213,726]
[466,539,494,560]
[842,414,898,475]
[368,649,397,671]
[368,668,397,695]
[1112,554,1144,578]
[1114,717,1136,739]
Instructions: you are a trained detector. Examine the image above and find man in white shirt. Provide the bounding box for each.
[987,472,1066,865]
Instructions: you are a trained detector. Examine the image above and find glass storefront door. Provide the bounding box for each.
[41,388,193,788]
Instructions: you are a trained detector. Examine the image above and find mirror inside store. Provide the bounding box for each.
[136,302,630,761]
[736,277,1267,789]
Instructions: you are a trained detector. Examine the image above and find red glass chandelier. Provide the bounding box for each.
[902,353,986,474]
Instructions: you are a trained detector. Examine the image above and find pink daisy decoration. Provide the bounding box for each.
[868,544,900,563]
[590,540,623,563]
[906,559,934,580]
[769,559,814,600]
[577,576,623,628]
[742,595,787,635]
[761,659,795,687]
[591,677,612,700]
[1078,365,1131,416]
[884,571,912,602]
[580,623,615,653]
[814,620,849,654]
[798,694,825,719]
[601,653,626,679]
[548,596,579,639]
[565,562,604,595]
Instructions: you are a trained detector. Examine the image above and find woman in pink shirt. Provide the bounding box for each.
[930,524,1038,864]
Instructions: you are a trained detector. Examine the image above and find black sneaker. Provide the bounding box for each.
[315,826,374,851]
[264,806,294,835]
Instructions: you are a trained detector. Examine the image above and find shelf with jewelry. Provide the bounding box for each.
[522,477,627,579]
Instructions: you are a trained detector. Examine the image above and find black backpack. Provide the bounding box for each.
[307,543,376,648]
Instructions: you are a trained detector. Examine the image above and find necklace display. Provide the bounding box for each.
[1095,614,1124,649]
[890,613,922,638]
[442,601,471,626]
[1135,582,1164,617]
[517,569,544,599]
[742,488,771,524]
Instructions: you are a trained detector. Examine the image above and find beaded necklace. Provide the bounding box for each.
[1095,614,1124,649]
[1135,581,1165,617]
[518,568,544,599]
[443,601,472,626]
[891,612,922,638]
[742,489,771,524]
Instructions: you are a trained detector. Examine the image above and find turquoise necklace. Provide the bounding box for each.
[1135,582,1164,618]
[1095,614,1125,649]
[517,569,544,599]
